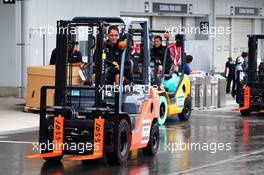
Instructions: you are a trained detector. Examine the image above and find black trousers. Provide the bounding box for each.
[226,76,236,93]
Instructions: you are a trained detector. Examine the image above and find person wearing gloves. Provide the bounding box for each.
[233,56,245,97]
[235,56,245,81]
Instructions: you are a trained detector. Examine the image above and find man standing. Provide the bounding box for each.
[225,57,236,94]
[241,52,248,70]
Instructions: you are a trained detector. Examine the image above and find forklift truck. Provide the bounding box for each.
[149,31,191,125]
[236,35,264,115]
[26,17,160,165]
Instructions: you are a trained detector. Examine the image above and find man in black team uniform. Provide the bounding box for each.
[49,42,82,65]
[69,42,83,63]
[104,26,123,84]
[151,35,172,75]
[150,35,173,86]
[224,57,236,94]
[94,25,122,85]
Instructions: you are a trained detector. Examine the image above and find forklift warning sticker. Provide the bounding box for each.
[141,119,151,144]
[177,93,184,109]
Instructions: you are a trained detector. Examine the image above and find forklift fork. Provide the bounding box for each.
[26,115,64,159]
[66,117,105,161]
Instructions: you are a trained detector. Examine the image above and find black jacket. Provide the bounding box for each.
[49,48,57,65]
[94,40,122,65]
[49,48,83,65]
[151,45,172,74]
[69,51,83,63]
[104,41,122,65]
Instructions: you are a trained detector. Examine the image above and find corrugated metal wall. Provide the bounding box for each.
[1,0,264,91]
[215,18,231,72]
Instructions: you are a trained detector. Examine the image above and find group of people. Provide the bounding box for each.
[50,25,193,85]
[224,52,248,97]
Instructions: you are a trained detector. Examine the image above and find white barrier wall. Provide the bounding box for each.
[0,1,17,86]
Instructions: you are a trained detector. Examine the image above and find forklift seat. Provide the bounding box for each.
[164,74,181,93]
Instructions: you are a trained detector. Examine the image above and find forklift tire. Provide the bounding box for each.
[240,109,251,116]
[239,104,251,116]
[143,122,159,156]
[106,119,130,165]
[44,156,63,163]
[158,96,168,125]
[178,96,191,121]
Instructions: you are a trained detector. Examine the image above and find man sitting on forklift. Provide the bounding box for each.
[102,25,123,85]
[151,35,172,75]
[69,42,83,63]
[179,55,193,75]
[49,42,83,65]
[93,25,134,86]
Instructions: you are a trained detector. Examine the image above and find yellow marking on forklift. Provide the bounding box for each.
[102,52,106,60]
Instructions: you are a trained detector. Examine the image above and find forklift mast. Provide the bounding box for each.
[54,18,126,112]
[54,20,68,106]
[247,35,264,86]
[52,17,151,115]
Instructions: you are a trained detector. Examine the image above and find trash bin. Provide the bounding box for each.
[189,76,196,109]
[211,76,218,108]
[204,76,212,107]
[195,76,204,108]
[216,75,226,108]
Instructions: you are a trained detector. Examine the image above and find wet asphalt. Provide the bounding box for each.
[0,109,264,175]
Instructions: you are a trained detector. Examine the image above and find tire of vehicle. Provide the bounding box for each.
[143,122,160,156]
[44,155,63,163]
[178,96,192,121]
[106,119,131,165]
[240,105,252,116]
[158,96,168,125]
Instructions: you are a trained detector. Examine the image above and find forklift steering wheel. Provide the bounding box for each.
[105,60,116,67]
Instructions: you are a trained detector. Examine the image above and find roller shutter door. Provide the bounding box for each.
[215,18,231,72]
[232,19,252,59]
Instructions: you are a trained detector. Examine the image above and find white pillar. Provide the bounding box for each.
[209,0,216,74]
[20,0,30,98]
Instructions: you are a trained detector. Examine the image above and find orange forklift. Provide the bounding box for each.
[235,35,264,115]
[26,17,160,165]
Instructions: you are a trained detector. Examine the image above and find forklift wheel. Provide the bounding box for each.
[106,119,130,165]
[178,96,191,121]
[143,122,159,156]
[158,96,168,125]
[239,104,251,116]
[44,156,63,163]
[240,109,251,116]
